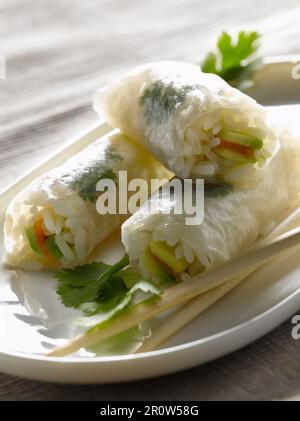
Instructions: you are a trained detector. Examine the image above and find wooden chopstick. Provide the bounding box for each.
[136,203,300,353]
[136,269,255,353]
[47,225,300,357]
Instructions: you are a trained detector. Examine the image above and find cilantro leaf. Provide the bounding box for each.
[139,81,195,124]
[55,261,110,287]
[104,146,123,162]
[79,276,128,315]
[70,165,117,203]
[201,31,261,90]
[204,182,233,198]
[55,254,130,311]
[201,52,218,75]
[80,281,161,331]
[55,254,161,326]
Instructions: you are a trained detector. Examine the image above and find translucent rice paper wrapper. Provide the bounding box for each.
[122,130,300,280]
[4,130,171,270]
[94,61,279,183]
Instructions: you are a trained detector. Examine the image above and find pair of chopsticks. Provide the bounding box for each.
[137,202,300,353]
[48,222,300,357]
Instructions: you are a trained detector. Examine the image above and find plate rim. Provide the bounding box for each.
[1,54,300,374]
[0,276,299,365]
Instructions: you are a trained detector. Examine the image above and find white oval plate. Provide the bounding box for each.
[1,57,300,384]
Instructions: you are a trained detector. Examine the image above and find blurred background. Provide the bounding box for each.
[1,0,300,190]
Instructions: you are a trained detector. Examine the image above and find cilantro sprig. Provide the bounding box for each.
[55,255,129,312]
[55,254,160,318]
[201,31,261,90]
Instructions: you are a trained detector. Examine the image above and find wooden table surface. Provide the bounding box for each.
[1,0,300,401]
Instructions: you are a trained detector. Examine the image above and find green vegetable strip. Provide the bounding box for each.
[26,227,62,261]
[25,226,42,255]
[45,236,63,260]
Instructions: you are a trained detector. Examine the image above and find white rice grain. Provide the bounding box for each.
[202,111,220,131]
[197,128,210,141]
[183,143,193,156]
[165,237,178,247]
[193,163,217,176]
[206,149,221,163]
[63,232,75,244]
[209,137,221,148]
[183,242,195,264]
[186,128,198,143]
[212,123,222,135]
[175,243,184,260]
[181,272,192,282]
[43,208,57,234]
[55,234,75,260]
[74,228,86,261]
[202,145,210,156]
[181,156,196,179]
[54,215,64,234]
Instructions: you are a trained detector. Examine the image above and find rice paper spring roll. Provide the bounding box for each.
[121,130,300,283]
[4,130,171,271]
[94,61,279,186]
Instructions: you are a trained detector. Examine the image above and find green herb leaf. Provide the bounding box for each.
[55,261,110,287]
[55,253,161,328]
[83,281,161,331]
[201,31,261,90]
[204,182,233,198]
[139,81,195,124]
[70,165,117,203]
[104,146,124,162]
[79,275,128,315]
[55,254,130,311]
[201,52,218,75]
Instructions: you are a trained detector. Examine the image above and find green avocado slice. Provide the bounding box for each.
[214,146,257,163]
[25,226,42,254]
[150,240,188,274]
[142,248,175,284]
[45,235,63,260]
[219,129,263,150]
